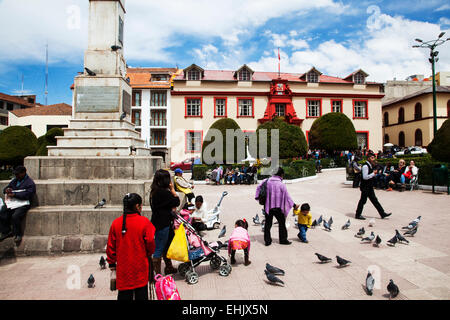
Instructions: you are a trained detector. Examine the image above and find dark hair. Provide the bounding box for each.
[235,219,248,230]
[275,167,284,177]
[150,169,172,198]
[13,166,27,174]
[195,195,203,203]
[300,203,310,212]
[122,193,142,235]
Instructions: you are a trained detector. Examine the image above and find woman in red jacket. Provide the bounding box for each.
[106,193,156,300]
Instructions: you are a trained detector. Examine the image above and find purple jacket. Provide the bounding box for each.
[255,175,294,217]
[3,175,36,201]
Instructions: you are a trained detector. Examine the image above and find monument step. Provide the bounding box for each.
[48,146,151,157]
[69,119,136,130]
[63,128,141,139]
[55,136,146,148]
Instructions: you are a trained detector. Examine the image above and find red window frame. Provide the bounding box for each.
[214,97,228,118]
[185,130,203,153]
[184,97,203,118]
[356,131,370,149]
[352,99,369,119]
[305,130,309,143]
[236,97,255,118]
[330,99,343,113]
[306,98,322,118]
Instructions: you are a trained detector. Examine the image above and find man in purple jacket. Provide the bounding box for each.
[255,167,299,246]
[0,166,36,245]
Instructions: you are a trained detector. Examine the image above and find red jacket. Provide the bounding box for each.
[106,213,156,291]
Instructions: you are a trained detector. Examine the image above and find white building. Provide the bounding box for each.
[0,92,36,132]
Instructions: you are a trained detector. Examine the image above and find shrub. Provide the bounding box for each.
[35,127,64,156]
[427,118,450,162]
[308,113,358,153]
[0,126,38,166]
[192,165,209,180]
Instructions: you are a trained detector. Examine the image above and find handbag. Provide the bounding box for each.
[166,223,189,262]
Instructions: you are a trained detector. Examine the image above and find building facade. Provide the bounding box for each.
[382,86,450,148]
[0,93,36,131]
[169,64,385,162]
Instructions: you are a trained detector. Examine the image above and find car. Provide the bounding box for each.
[395,146,427,156]
[170,158,193,171]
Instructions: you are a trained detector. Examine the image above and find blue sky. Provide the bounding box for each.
[0,0,449,106]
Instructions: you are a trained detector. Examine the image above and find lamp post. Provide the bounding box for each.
[412,32,450,137]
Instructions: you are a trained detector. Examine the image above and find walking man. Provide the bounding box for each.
[355,151,392,220]
[255,167,299,246]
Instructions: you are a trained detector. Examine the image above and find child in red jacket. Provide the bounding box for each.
[107,193,156,300]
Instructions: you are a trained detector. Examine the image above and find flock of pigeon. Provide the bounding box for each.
[86,256,107,289]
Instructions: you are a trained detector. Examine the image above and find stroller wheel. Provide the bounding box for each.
[219,264,231,277]
[210,256,222,270]
[178,262,191,277]
[185,270,199,285]
[213,222,220,229]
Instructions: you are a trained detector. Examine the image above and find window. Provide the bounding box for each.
[151,130,167,146]
[307,72,319,83]
[237,98,254,117]
[152,74,168,82]
[186,131,202,152]
[356,132,369,149]
[185,98,202,117]
[132,109,141,126]
[353,100,367,119]
[151,91,167,106]
[331,100,342,113]
[238,69,251,81]
[150,110,167,126]
[0,116,7,126]
[384,112,389,127]
[7,103,13,111]
[354,72,365,84]
[214,98,227,117]
[187,69,200,80]
[46,125,67,131]
[384,134,390,144]
[414,103,422,120]
[399,131,405,147]
[132,90,142,107]
[307,99,321,117]
[398,107,405,124]
[415,129,423,146]
[0,101,4,109]
[275,104,286,116]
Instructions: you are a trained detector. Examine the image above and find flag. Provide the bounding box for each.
[278,48,281,78]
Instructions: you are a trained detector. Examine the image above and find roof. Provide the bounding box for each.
[0,92,36,108]
[382,86,450,107]
[10,103,72,117]
[126,68,178,89]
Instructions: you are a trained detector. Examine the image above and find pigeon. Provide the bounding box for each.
[311,219,317,228]
[87,274,95,288]
[315,253,332,263]
[328,216,333,227]
[368,218,376,227]
[366,272,375,296]
[99,256,106,269]
[323,220,332,231]
[85,67,96,76]
[336,256,351,267]
[111,45,122,51]
[402,216,421,230]
[120,112,126,121]
[218,225,226,238]
[341,219,351,230]
[253,212,260,225]
[361,231,375,242]
[264,269,284,286]
[94,199,106,209]
[317,215,323,226]
[403,226,418,237]
[387,279,399,299]
[265,263,285,276]
[387,235,398,246]
[355,227,365,238]
[374,235,382,247]
[395,230,409,244]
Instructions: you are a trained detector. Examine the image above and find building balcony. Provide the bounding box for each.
[150,119,167,127]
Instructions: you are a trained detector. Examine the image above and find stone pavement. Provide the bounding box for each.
[0,169,449,300]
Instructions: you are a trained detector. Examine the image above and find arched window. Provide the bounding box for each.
[399,131,405,147]
[415,129,423,147]
[384,134,390,144]
[414,103,422,120]
[398,107,405,124]
[384,112,389,127]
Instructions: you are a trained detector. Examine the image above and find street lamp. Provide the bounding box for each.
[412,32,449,137]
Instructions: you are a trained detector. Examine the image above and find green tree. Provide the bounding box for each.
[427,118,450,162]
[308,113,358,152]
[35,127,64,156]
[256,117,308,159]
[0,126,38,165]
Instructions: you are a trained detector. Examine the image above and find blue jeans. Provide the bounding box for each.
[297,224,308,242]
[153,226,170,258]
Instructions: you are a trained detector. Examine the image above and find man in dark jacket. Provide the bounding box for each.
[0,166,36,245]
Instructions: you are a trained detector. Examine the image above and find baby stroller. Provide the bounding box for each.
[172,211,232,285]
[204,191,228,230]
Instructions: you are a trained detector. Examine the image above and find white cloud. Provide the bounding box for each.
[435,4,450,11]
[439,17,450,26]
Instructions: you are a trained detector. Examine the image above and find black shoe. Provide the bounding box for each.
[14,236,22,246]
[381,213,392,219]
[0,232,13,242]
[355,215,366,220]
[265,241,272,247]
[280,240,292,245]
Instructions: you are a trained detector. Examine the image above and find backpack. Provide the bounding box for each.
[257,178,269,206]
[154,274,181,300]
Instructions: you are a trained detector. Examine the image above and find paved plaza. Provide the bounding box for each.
[0,169,449,300]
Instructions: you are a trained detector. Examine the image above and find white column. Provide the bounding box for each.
[141,89,150,143]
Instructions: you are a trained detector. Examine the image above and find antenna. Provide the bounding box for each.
[21,74,24,96]
[45,42,48,105]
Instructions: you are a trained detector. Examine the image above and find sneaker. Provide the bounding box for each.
[0,232,13,242]
[386,188,393,191]
[279,240,292,245]
[355,215,366,220]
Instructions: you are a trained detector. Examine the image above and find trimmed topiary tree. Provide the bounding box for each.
[308,113,358,153]
[202,118,244,164]
[427,118,450,162]
[0,126,38,165]
[36,127,64,156]
[256,117,308,159]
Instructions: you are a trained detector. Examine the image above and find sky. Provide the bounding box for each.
[0,0,449,105]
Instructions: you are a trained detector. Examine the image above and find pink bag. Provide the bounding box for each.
[154,274,181,300]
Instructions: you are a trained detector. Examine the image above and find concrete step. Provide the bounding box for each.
[69,119,136,130]
[47,146,151,157]
[63,128,141,139]
[55,136,146,148]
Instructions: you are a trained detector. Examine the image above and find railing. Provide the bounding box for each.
[150,119,167,126]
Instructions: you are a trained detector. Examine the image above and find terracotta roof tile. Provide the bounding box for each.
[126,68,178,89]
[0,92,36,108]
[10,103,72,117]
